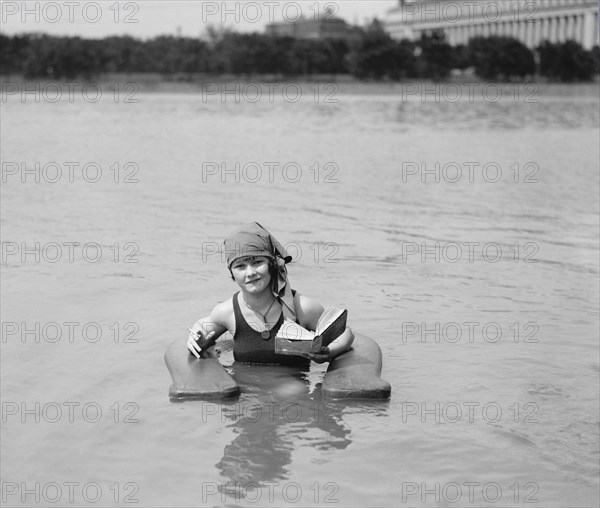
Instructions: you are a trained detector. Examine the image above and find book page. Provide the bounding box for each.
[315,307,346,337]
[276,320,315,341]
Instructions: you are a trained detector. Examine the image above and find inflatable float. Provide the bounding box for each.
[165,333,391,401]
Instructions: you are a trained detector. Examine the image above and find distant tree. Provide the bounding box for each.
[325,38,350,75]
[287,39,319,76]
[389,39,418,79]
[101,36,149,73]
[537,40,595,82]
[0,34,10,74]
[417,31,453,80]
[283,38,347,76]
[468,36,535,80]
[18,35,106,78]
[206,31,275,76]
[203,26,234,74]
[13,30,599,82]
[266,36,296,76]
[142,36,210,74]
[348,19,410,80]
[451,43,471,72]
[216,32,251,75]
[0,34,30,75]
[592,45,600,75]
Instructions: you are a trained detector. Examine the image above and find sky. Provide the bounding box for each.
[0,0,399,39]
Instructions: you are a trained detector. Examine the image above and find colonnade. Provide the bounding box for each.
[443,9,599,48]
[385,0,599,49]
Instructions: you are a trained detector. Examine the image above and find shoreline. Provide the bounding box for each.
[1,73,598,97]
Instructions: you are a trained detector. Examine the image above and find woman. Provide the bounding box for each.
[186,222,354,366]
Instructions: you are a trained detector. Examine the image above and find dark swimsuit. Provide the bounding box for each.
[232,292,310,368]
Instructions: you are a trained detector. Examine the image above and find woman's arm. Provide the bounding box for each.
[324,326,354,358]
[187,301,232,358]
[294,293,354,363]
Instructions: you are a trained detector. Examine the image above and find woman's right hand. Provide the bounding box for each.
[187,330,216,359]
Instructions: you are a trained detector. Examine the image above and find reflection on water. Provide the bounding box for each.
[214,363,354,494]
[209,339,392,496]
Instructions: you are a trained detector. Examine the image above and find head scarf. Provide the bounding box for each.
[223,222,296,321]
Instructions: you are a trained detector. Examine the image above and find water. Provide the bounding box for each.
[1,82,598,507]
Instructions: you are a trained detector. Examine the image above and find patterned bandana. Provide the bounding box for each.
[223,222,296,321]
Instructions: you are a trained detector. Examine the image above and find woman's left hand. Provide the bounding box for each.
[305,346,331,364]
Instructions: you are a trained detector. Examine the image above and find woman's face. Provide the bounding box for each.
[230,256,272,294]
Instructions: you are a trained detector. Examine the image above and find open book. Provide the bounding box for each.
[274,307,347,356]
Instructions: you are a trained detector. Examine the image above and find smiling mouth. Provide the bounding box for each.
[246,279,261,284]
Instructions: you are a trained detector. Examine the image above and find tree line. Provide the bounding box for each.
[1,20,598,82]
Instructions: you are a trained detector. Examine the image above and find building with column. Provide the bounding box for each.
[384,0,599,49]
